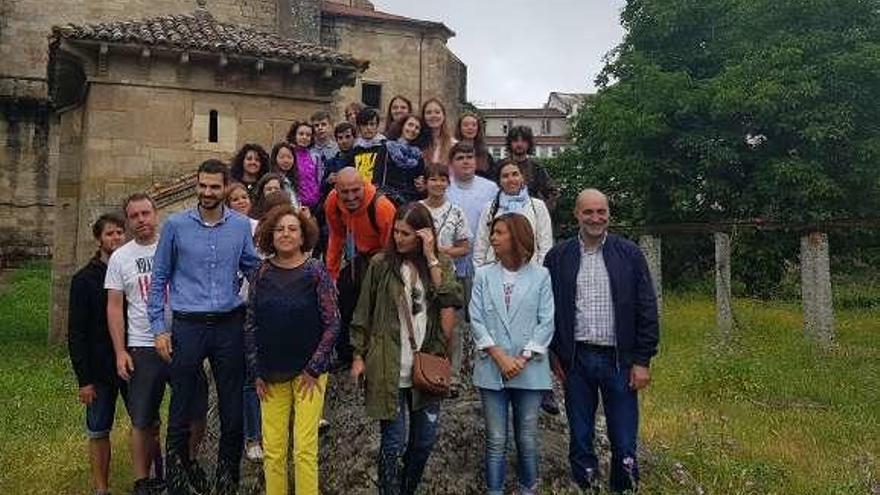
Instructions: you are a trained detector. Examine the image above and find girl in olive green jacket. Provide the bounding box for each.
[350,202,462,495]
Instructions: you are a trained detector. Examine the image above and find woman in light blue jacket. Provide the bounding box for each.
[470,212,555,495]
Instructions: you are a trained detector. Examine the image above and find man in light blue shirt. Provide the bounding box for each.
[149,159,260,495]
[445,142,498,280]
[445,142,498,396]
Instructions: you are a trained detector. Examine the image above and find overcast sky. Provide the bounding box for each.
[371,0,627,108]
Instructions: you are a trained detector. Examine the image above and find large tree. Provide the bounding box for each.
[559,0,880,227]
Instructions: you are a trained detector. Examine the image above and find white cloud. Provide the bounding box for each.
[371,0,626,107]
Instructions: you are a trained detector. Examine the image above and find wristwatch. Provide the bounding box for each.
[427,258,440,268]
[521,350,533,360]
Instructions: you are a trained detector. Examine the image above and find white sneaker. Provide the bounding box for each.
[245,442,264,461]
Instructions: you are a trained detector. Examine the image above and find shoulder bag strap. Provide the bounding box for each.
[397,267,420,352]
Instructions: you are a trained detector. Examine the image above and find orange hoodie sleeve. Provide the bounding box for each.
[375,196,397,246]
[324,191,344,281]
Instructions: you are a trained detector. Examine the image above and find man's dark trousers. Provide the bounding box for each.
[564,343,639,492]
[166,310,245,490]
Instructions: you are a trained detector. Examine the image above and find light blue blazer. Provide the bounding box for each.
[469,262,555,391]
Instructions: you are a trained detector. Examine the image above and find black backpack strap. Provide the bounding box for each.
[367,193,382,234]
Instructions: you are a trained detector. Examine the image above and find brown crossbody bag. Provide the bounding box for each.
[399,284,451,396]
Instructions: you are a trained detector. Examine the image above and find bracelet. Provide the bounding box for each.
[427,258,440,268]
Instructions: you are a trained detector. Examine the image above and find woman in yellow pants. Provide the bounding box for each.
[244,204,340,495]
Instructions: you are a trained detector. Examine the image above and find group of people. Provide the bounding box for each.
[67,95,660,495]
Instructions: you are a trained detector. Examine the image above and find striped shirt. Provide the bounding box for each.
[574,234,616,346]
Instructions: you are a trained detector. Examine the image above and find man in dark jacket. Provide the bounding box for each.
[68,213,125,495]
[544,188,659,493]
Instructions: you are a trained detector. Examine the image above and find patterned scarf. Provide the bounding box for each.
[385,138,423,170]
[498,186,530,213]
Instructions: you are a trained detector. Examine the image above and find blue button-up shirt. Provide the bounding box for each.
[148,206,260,334]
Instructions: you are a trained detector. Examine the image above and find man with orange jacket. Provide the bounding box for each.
[324,167,396,367]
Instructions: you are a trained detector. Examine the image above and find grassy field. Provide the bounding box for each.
[0,262,877,494]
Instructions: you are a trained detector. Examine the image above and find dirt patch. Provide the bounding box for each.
[198,370,614,494]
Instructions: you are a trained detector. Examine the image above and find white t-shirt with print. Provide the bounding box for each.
[104,239,159,348]
[398,263,427,387]
[421,200,471,249]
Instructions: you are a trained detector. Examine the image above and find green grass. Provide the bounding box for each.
[0,263,877,494]
[0,262,135,494]
[640,295,880,494]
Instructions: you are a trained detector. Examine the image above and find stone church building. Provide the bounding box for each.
[0,0,465,337]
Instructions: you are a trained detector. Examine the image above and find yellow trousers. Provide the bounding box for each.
[261,373,328,495]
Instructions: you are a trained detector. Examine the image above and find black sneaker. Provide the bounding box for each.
[187,462,211,495]
[540,390,561,415]
[146,478,166,494]
[131,478,153,495]
[164,453,192,495]
[447,384,461,399]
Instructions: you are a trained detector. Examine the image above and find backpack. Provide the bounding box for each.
[337,191,383,236]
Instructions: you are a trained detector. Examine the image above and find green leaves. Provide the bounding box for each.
[560,0,880,226]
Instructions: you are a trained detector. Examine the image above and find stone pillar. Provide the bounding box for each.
[638,235,662,319]
[714,232,733,338]
[800,232,835,345]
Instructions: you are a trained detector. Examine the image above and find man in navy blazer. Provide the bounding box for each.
[544,188,659,493]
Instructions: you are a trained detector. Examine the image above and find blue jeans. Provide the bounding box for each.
[479,388,542,495]
[85,380,128,439]
[378,388,441,495]
[564,343,639,493]
[243,383,262,442]
[166,311,245,487]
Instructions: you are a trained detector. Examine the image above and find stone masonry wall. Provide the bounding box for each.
[0,0,285,267]
[48,51,328,340]
[329,19,464,125]
[0,101,55,265]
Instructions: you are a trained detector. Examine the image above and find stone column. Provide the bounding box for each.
[714,232,733,338]
[638,235,662,319]
[800,232,835,345]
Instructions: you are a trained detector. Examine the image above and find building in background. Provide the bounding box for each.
[545,91,588,116]
[0,0,465,338]
[481,92,587,160]
[322,0,466,124]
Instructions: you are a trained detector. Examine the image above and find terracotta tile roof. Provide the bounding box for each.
[51,9,365,68]
[321,1,454,37]
[149,172,197,208]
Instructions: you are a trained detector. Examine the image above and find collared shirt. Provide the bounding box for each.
[148,206,260,334]
[574,233,616,345]
[314,139,339,163]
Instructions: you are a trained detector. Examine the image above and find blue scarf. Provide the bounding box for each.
[385,138,423,170]
[498,187,530,213]
[354,134,386,149]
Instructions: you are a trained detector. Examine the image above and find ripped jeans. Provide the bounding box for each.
[479,388,543,495]
[378,388,441,495]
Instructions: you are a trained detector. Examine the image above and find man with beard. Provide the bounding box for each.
[544,189,659,493]
[149,159,260,495]
[68,213,125,495]
[498,125,560,212]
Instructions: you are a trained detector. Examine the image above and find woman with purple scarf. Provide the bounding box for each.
[380,113,429,205]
